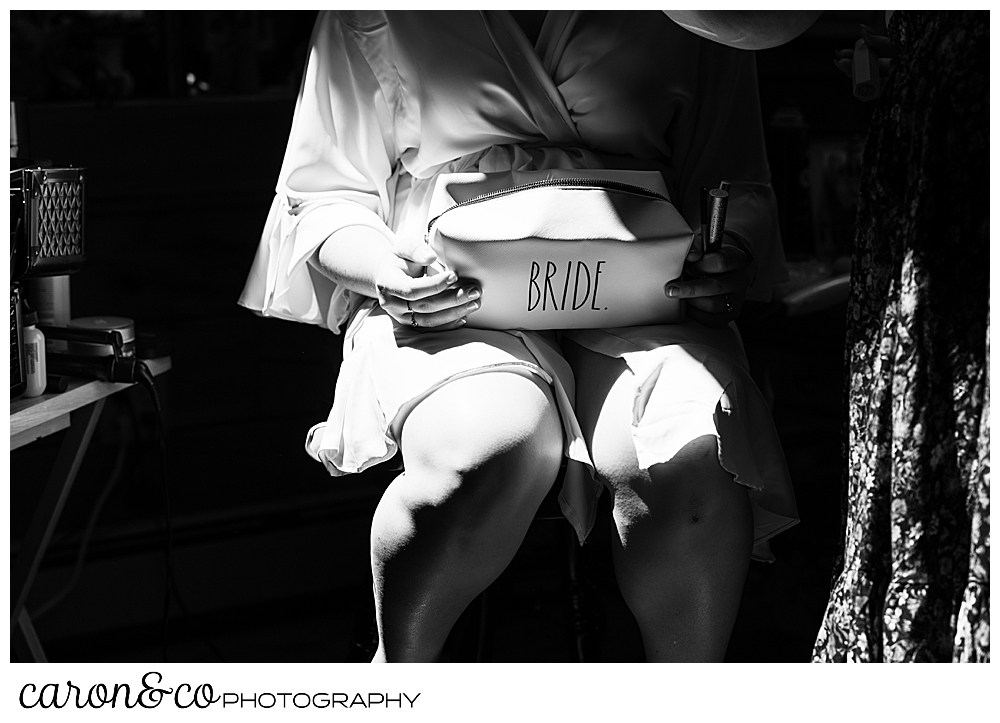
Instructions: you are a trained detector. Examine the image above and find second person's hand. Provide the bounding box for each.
[665,235,752,328]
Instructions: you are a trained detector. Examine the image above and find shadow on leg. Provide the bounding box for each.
[608,436,753,662]
[564,339,753,662]
[370,371,563,662]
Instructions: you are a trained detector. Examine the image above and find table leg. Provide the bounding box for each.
[10,398,106,647]
[12,609,49,663]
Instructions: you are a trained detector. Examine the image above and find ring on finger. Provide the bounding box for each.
[405,300,418,328]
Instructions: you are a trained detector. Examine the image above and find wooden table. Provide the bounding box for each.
[9,357,171,662]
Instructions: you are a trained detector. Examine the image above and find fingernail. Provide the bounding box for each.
[467,301,480,311]
[466,287,481,301]
[458,317,468,325]
[666,285,679,298]
[446,272,458,284]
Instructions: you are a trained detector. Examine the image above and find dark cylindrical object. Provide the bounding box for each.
[852,38,881,101]
[45,374,70,394]
[46,353,140,384]
[67,316,135,358]
[707,188,729,253]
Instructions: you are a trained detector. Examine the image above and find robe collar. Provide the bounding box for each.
[480,10,583,146]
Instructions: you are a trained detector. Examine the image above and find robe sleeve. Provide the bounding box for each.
[669,40,788,301]
[238,10,399,332]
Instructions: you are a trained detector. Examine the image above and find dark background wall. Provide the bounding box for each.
[10,9,880,663]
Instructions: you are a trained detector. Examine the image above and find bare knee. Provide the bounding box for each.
[398,372,563,529]
[611,435,751,538]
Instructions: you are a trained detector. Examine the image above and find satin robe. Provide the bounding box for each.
[240,10,798,554]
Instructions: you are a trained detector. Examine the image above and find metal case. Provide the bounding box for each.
[10,166,86,280]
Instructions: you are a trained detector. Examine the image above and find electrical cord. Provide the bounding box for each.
[134,364,231,663]
[166,558,231,663]
[31,435,130,620]
[35,347,232,661]
[129,371,230,662]
[39,351,232,661]
[133,360,174,663]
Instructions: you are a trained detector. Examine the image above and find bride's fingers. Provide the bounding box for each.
[377,267,458,306]
[393,235,438,266]
[407,298,481,329]
[407,285,481,314]
[381,286,478,322]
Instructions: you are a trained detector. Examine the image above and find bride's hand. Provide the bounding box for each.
[374,236,481,331]
[665,233,753,328]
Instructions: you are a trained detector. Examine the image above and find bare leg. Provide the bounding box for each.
[565,340,753,662]
[370,371,563,662]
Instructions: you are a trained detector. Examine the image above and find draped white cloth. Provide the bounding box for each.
[239,10,798,557]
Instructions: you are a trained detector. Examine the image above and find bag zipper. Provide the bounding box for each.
[426,178,669,242]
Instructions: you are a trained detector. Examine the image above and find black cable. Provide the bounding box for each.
[126,378,229,663]
[33,436,130,619]
[166,562,230,663]
[133,361,174,663]
[37,348,231,661]
[44,353,228,661]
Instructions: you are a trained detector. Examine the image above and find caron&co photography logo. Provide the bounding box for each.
[17,671,422,711]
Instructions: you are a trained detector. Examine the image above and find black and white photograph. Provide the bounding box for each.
[8,5,990,716]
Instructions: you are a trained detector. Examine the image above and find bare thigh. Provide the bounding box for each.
[371,370,564,662]
[562,338,646,488]
[397,369,564,521]
[562,337,753,662]
[562,337,749,519]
